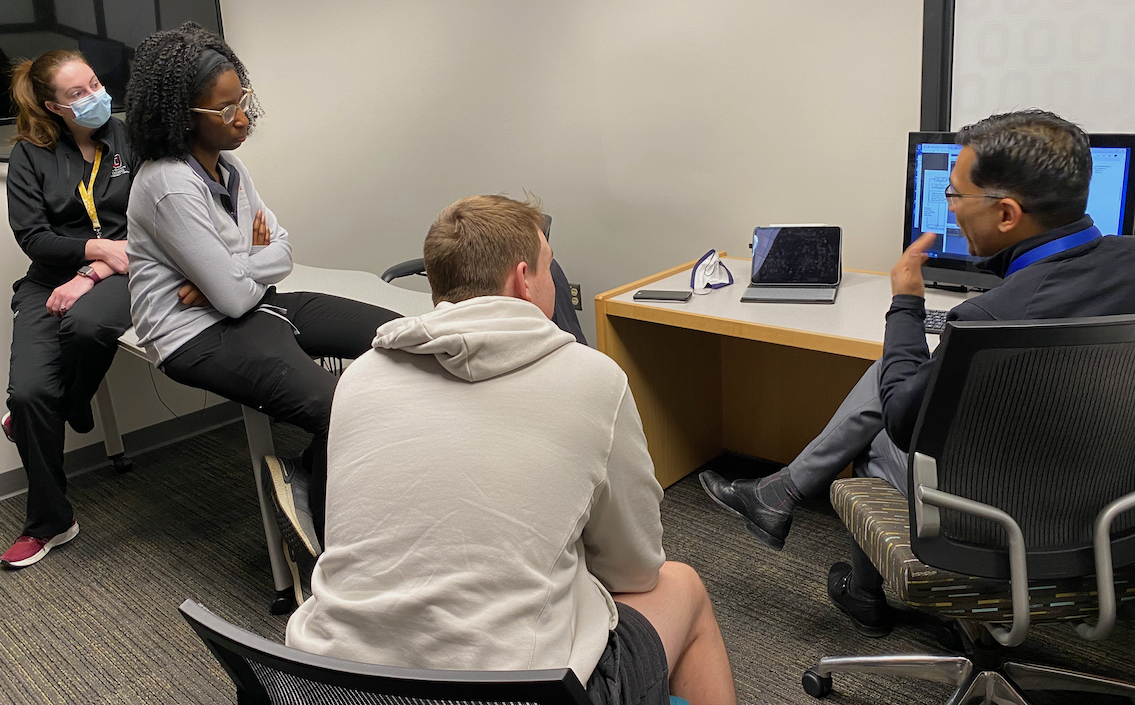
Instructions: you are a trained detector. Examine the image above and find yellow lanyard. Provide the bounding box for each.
[77,146,103,237]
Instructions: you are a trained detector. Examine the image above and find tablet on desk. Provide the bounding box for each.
[741,226,842,304]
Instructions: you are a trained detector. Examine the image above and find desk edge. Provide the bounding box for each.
[601,298,883,360]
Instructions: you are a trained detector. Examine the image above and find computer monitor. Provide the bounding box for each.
[903,131,1135,291]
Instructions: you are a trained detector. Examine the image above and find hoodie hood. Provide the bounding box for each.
[372,296,576,382]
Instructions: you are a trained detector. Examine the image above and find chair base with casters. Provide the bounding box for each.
[802,478,1135,704]
[803,630,1135,703]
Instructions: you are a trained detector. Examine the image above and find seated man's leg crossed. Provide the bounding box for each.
[286,195,736,705]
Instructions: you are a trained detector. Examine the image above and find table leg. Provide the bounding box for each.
[94,377,132,472]
[241,406,295,612]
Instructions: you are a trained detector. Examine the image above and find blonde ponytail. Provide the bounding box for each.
[9,50,86,148]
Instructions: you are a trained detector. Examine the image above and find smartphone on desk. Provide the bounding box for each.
[634,289,692,302]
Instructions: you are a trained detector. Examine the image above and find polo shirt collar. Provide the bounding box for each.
[187,152,242,225]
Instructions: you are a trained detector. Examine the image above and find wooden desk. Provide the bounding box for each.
[595,257,972,488]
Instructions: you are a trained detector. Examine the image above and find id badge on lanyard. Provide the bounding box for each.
[77,146,103,237]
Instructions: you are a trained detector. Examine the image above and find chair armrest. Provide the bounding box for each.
[381,258,426,283]
[1076,488,1135,641]
[915,484,1031,647]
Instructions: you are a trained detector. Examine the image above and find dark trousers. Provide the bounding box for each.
[7,275,133,538]
[160,289,401,537]
[784,359,907,596]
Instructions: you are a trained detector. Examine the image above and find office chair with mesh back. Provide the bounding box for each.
[804,315,1135,704]
[179,599,593,705]
[381,214,588,345]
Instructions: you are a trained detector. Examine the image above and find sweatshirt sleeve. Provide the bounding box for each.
[582,384,666,594]
[247,201,292,284]
[7,143,89,267]
[152,189,267,318]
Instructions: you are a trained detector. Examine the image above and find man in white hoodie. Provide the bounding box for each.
[286,196,735,704]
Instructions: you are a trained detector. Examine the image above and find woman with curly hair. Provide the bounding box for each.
[2,51,137,569]
[124,23,400,572]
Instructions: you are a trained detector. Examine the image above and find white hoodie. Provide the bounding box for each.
[286,297,665,682]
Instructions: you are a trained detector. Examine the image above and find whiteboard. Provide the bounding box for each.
[952,0,1135,133]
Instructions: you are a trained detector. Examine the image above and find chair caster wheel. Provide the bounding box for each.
[802,669,833,698]
[110,454,133,473]
[935,621,966,653]
[269,588,296,615]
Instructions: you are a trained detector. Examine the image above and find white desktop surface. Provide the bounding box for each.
[611,266,974,352]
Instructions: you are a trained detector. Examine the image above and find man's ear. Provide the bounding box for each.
[501,260,532,301]
[997,198,1026,233]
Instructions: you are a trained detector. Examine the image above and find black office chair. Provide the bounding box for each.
[381,214,587,345]
[805,315,1135,704]
[179,599,592,705]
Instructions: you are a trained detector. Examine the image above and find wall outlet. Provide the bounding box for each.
[568,283,583,310]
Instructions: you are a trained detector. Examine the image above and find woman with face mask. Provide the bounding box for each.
[2,51,137,568]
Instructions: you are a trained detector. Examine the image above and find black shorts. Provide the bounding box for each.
[585,603,670,705]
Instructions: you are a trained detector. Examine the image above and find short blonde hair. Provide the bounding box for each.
[424,194,544,305]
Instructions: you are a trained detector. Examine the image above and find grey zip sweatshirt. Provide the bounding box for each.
[127,152,292,364]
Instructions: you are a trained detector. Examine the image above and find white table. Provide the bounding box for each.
[94,264,433,610]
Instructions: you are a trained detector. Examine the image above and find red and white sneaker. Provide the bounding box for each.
[1,520,80,569]
[1,412,12,443]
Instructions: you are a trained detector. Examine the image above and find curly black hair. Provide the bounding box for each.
[125,21,262,162]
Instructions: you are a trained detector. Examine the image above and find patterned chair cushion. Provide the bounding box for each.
[830,478,1135,623]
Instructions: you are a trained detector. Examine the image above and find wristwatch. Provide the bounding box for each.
[77,265,102,284]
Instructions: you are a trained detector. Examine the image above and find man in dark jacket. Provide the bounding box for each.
[700,109,1135,635]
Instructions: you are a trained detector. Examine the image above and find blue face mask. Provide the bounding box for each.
[65,88,112,129]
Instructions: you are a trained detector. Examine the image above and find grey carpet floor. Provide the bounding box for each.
[0,421,1132,704]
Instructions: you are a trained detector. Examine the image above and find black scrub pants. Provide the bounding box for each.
[7,275,132,539]
[160,289,401,538]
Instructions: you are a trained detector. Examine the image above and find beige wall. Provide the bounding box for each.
[222,0,923,333]
[0,0,923,474]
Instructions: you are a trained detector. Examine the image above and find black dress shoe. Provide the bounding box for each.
[827,562,892,637]
[698,470,792,550]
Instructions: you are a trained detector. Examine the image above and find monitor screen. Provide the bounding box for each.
[750,226,841,285]
[904,132,1135,289]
